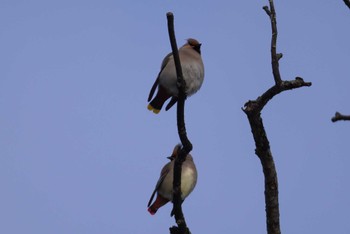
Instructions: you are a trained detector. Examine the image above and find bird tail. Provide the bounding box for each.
[147,104,161,114]
[148,195,169,215]
[147,86,171,114]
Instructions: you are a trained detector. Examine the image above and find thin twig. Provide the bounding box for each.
[331,112,350,122]
[264,0,282,85]
[166,12,192,234]
[243,1,312,234]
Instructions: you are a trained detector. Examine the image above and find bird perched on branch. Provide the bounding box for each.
[147,38,204,114]
[147,144,198,215]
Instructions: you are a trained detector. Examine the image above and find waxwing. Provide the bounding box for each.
[147,144,198,215]
[147,38,205,114]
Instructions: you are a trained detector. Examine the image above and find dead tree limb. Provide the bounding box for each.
[166,12,192,234]
[331,112,350,122]
[243,1,312,233]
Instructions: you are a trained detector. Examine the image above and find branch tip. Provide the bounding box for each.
[331,111,350,122]
[263,6,271,16]
[277,53,283,60]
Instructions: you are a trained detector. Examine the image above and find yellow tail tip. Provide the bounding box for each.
[147,104,160,114]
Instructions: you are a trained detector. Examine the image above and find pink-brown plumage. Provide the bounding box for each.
[147,144,198,215]
[147,38,204,114]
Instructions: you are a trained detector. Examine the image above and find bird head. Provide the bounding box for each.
[186,38,202,54]
[167,144,182,160]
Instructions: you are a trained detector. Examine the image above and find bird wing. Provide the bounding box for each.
[160,52,173,71]
[148,52,173,101]
[147,167,169,207]
[147,77,159,102]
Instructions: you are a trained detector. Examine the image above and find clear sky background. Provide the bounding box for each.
[1,0,350,233]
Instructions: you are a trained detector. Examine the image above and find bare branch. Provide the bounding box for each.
[166,12,192,234]
[265,1,282,85]
[244,111,280,234]
[331,2,350,123]
[244,77,311,114]
[331,112,350,122]
[243,1,312,234]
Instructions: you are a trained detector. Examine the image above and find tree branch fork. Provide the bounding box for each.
[243,77,312,115]
[243,1,312,234]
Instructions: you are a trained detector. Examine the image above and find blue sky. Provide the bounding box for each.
[1,0,350,233]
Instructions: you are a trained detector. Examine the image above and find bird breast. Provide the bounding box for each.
[158,51,204,97]
[158,160,197,201]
